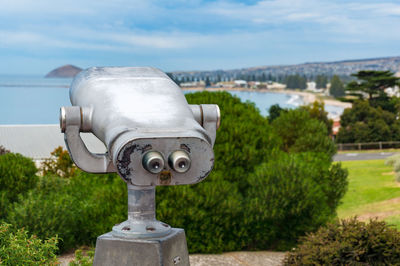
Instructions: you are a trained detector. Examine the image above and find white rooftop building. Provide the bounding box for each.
[0,125,106,161]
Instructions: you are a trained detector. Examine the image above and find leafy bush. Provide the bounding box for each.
[271,108,336,158]
[285,218,400,265]
[185,91,280,190]
[7,172,126,252]
[69,248,94,266]
[244,152,347,250]
[337,100,400,143]
[300,101,333,135]
[0,153,38,218]
[0,222,58,265]
[41,146,76,177]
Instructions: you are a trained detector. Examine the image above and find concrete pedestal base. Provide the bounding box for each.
[93,228,189,266]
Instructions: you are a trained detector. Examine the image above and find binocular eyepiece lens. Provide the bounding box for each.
[169,150,191,173]
[142,151,164,174]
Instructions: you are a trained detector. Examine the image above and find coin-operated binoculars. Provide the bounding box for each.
[60,67,220,266]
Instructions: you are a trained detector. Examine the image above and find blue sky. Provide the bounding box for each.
[1,0,400,75]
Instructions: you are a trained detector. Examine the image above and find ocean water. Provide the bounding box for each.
[0,75,343,124]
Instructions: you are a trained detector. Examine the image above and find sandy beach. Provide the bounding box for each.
[182,87,352,109]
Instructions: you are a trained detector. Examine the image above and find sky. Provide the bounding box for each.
[1,0,400,75]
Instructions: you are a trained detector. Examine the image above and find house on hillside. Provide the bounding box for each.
[215,81,235,88]
[234,80,248,88]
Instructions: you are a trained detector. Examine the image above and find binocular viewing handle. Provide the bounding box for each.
[60,106,116,173]
[189,104,220,146]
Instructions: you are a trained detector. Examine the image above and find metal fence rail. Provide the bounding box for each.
[337,141,400,151]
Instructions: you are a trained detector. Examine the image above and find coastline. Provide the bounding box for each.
[181,87,352,109]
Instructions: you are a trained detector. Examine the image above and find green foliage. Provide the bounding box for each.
[0,153,38,218]
[285,218,400,265]
[7,172,126,252]
[300,101,333,135]
[185,91,280,189]
[244,153,347,250]
[337,100,400,143]
[285,74,307,90]
[268,104,287,122]
[329,75,345,98]
[315,75,328,89]
[40,146,77,177]
[68,248,94,266]
[272,108,336,157]
[157,173,244,253]
[0,222,58,265]
[346,70,400,100]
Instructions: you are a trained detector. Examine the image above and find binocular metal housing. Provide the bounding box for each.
[61,67,220,264]
[60,67,220,187]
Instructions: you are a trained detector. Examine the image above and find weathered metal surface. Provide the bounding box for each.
[93,229,189,266]
[62,106,116,173]
[59,67,220,265]
[112,185,171,239]
[62,67,219,186]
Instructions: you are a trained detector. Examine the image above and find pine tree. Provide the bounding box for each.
[330,75,345,98]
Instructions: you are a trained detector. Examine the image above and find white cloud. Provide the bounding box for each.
[0,0,400,73]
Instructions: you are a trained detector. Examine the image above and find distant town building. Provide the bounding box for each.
[234,80,247,88]
[215,81,235,88]
[180,81,205,88]
[268,82,286,90]
[385,86,400,97]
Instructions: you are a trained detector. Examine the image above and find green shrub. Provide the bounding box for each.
[244,152,347,250]
[69,248,94,266]
[337,100,400,143]
[157,171,244,253]
[7,172,126,252]
[272,108,336,158]
[0,153,38,218]
[185,91,280,190]
[0,222,58,265]
[285,218,400,265]
[40,146,77,178]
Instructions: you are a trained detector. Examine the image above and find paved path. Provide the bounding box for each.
[58,251,286,266]
[190,251,286,266]
[333,152,397,161]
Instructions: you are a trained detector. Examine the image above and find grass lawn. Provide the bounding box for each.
[337,159,400,228]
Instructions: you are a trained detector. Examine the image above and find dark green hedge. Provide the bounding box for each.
[0,153,37,218]
[285,218,400,265]
[7,172,126,252]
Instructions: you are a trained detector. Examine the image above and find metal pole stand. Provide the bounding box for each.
[93,185,189,266]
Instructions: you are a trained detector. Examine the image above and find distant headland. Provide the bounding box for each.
[45,65,82,78]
